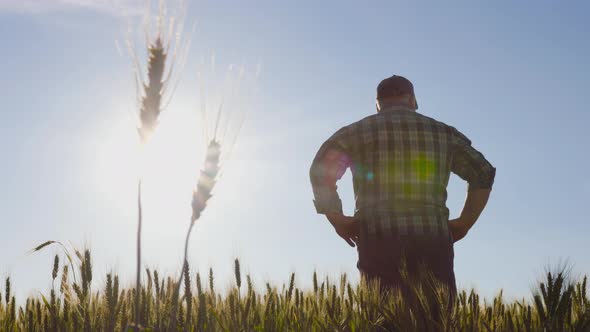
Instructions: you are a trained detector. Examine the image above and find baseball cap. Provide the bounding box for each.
[376,75,418,109]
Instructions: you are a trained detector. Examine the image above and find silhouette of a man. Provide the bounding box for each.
[309,75,495,295]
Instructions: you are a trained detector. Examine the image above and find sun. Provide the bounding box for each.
[91,100,205,229]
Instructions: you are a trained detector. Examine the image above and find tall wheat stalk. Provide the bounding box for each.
[134,37,166,330]
[168,60,251,329]
[127,2,190,328]
[169,138,221,329]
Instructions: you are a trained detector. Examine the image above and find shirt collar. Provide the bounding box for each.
[378,105,416,113]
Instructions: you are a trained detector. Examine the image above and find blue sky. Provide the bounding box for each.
[1,0,589,301]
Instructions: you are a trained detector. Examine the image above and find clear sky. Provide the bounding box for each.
[1,0,589,301]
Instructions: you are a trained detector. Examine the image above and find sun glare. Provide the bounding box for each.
[92,70,256,234]
[92,99,202,226]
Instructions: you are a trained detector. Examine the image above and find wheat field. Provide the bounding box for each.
[0,249,588,332]
[2,2,586,332]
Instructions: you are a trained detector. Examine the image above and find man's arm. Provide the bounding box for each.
[309,127,359,247]
[325,212,360,247]
[449,127,496,242]
[448,189,491,242]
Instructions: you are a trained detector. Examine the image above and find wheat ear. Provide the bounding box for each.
[133,36,167,331]
[137,38,166,144]
[170,139,221,328]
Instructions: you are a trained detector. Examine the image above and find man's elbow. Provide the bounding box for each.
[468,167,496,192]
[309,165,321,186]
[486,166,496,189]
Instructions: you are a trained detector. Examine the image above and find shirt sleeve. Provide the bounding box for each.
[450,127,496,191]
[309,126,353,215]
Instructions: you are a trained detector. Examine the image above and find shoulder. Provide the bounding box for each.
[335,114,379,135]
[415,112,449,128]
[417,113,472,144]
[354,113,381,125]
[347,113,383,130]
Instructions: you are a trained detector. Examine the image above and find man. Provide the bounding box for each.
[309,75,495,295]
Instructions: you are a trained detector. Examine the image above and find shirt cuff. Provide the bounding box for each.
[313,196,343,215]
[467,167,496,191]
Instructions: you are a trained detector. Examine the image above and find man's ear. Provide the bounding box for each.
[410,95,417,109]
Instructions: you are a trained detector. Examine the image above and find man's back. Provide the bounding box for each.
[310,105,495,239]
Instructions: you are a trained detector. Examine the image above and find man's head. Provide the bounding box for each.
[376,75,418,112]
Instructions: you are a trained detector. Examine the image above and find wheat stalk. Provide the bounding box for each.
[167,58,254,329]
[127,2,190,329]
[170,138,221,328]
[129,36,168,330]
[132,37,166,331]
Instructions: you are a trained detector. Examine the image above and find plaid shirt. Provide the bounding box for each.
[309,105,496,238]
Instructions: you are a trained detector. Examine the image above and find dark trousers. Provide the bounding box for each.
[357,233,457,331]
[357,231,457,299]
